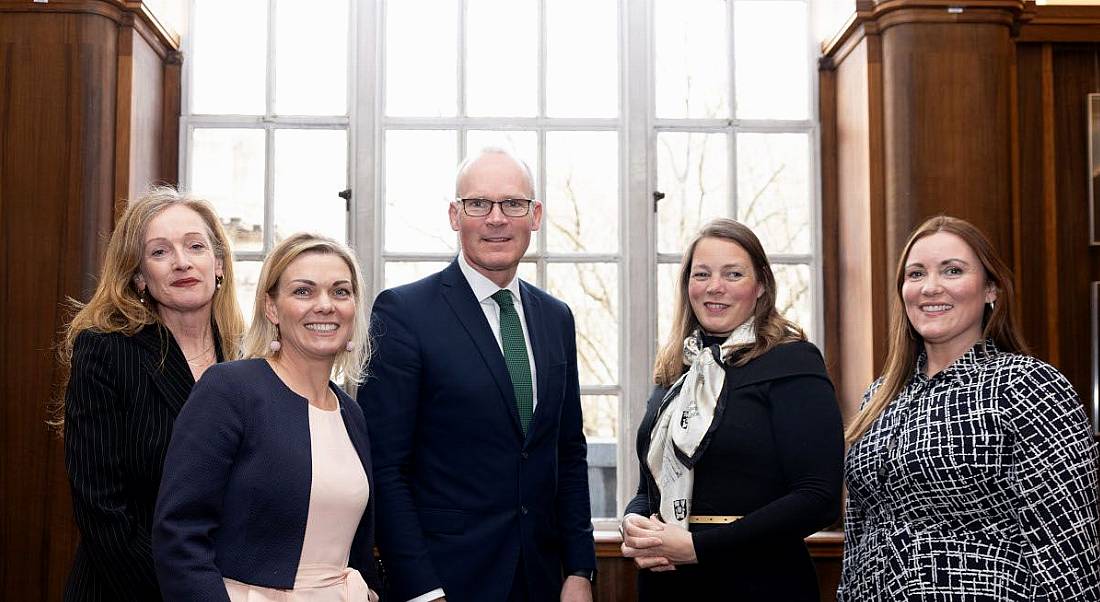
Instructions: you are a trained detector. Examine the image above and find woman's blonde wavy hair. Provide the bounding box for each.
[241,233,371,384]
[54,186,245,429]
[653,218,805,387]
[844,215,1027,445]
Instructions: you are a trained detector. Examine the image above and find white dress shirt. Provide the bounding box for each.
[456,250,539,409]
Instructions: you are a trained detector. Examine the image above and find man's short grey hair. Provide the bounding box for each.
[454,146,535,198]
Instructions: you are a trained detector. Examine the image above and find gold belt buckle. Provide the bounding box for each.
[687,515,743,524]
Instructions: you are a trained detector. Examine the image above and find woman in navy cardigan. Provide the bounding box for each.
[153,233,380,601]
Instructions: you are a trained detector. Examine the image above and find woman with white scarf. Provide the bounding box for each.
[620,218,844,601]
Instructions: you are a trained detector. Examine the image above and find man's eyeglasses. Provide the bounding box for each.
[456,198,533,218]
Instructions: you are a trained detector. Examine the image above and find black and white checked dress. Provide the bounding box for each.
[838,341,1100,601]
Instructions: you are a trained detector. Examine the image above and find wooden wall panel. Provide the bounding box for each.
[1050,44,1100,403]
[1013,41,1100,410]
[821,0,1100,461]
[0,11,118,596]
[125,24,168,200]
[833,35,888,414]
[821,59,841,388]
[820,2,1100,414]
[0,2,179,598]
[881,19,1015,265]
[1014,44,1056,361]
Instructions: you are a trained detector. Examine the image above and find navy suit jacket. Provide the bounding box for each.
[153,359,379,601]
[358,260,595,602]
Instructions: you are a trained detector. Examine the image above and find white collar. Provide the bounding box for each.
[457,251,523,304]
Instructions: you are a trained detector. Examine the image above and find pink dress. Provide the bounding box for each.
[224,404,373,601]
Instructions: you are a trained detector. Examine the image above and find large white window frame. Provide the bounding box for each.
[181,0,823,529]
[180,0,357,267]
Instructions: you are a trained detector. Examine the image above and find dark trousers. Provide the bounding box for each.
[507,558,530,602]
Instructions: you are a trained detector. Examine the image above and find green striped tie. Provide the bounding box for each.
[492,289,533,434]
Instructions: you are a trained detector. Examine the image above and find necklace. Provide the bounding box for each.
[184,343,214,363]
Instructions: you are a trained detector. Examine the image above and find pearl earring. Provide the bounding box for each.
[346,341,355,352]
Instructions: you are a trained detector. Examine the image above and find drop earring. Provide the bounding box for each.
[215,275,224,290]
[269,324,282,353]
[346,341,355,352]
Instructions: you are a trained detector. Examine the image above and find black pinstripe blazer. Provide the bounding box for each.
[63,323,219,602]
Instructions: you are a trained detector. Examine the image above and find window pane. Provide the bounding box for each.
[546,0,617,118]
[582,394,617,441]
[584,399,617,520]
[655,0,729,119]
[656,132,729,254]
[465,131,538,183]
[274,129,348,244]
[275,0,349,116]
[191,128,266,253]
[384,130,458,253]
[547,263,618,386]
[516,261,537,284]
[232,260,264,328]
[192,0,266,114]
[386,0,458,116]
[384,261,450,289]
[466,0,537,117]
[545,132,619,253]
[656,262,681,351]
[736,133,811,254]
[734,1,809,120]
[774,263,813,341]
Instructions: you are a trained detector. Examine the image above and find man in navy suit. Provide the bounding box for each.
[359,148,596,602]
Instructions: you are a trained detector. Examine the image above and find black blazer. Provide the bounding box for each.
[63,324,214,602]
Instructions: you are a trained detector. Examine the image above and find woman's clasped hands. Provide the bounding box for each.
[619,514,698,572]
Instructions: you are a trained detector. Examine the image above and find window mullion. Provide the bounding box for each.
[350,0,377,295]
[618,0,654,520]
[266,0,277,118]
[263,0,277,254]
[263,125,275,254]
[458,0,467,119]
[807,0,825,349]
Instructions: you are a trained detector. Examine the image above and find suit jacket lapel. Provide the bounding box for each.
[439,261,523,435]
[519,280,549,437]
[131,323,194,416]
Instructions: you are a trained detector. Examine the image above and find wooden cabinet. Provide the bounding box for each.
[0,1,179,597]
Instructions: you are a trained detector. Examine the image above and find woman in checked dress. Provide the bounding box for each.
[838,215,1100,601]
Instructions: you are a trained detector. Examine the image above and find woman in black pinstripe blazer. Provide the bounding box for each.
[56,187,244,601]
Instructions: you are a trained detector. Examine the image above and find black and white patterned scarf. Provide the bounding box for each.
[646,319,755,528]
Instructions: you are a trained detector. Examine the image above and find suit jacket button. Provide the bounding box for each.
[521,506,528,515]
[521,451,529,460]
